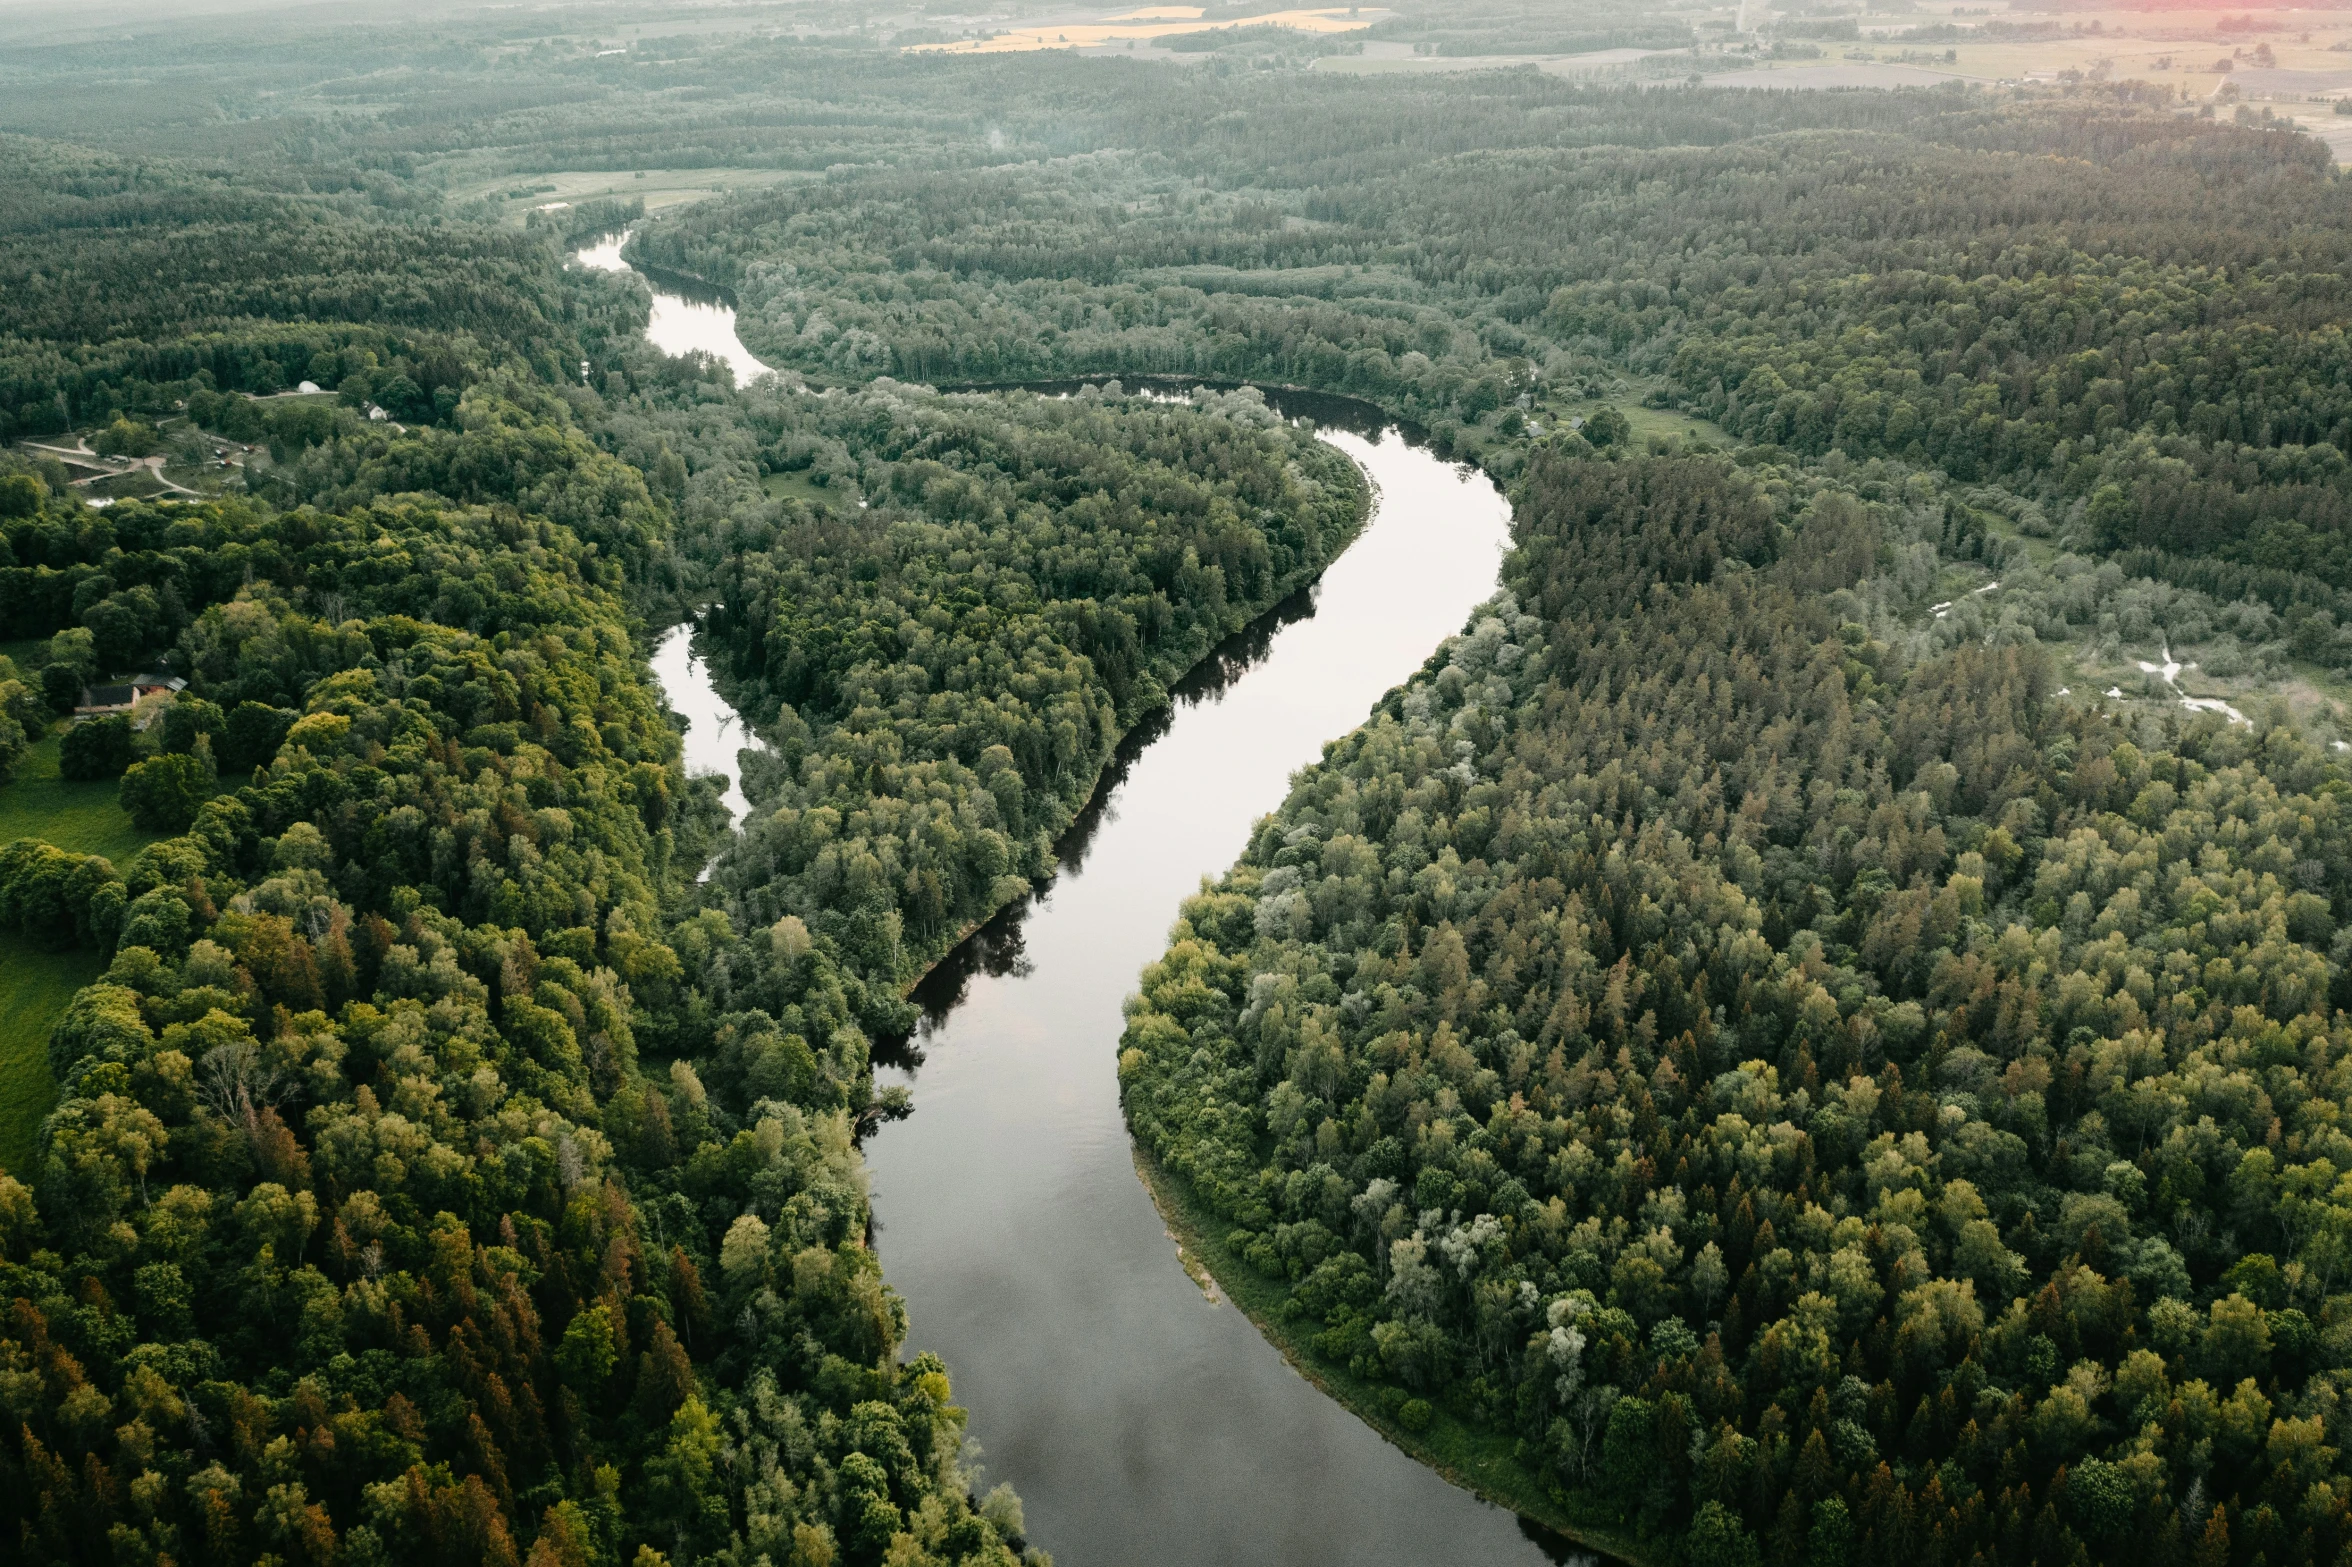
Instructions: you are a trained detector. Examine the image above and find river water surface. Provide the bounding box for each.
[581,237,1583,1566]
[578,231,774,389]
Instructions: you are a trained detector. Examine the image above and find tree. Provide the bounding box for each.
[218,701,295,774]
[0,472,45,517]
[59,715,134,780]
[557,1301,622,1394]
[1582,406,1631,450]
[119,751,213,832]
[1687,1501,1762,1567]
[2066,1459,2135,1545]
[0,696,26,783]
[635,1319,697,1426]
[161,696,224,755]
[1808,1498,1853,1567]
[39,663,81,714]
[93,417,160,457]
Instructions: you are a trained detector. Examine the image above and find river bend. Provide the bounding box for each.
[579,235,1581,1566]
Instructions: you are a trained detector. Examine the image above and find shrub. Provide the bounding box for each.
[92,417,161,457]
[40,664,81,714]
[118,752,213,833]
[59,715,135,781]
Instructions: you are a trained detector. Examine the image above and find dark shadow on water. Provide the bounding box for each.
[877,570,1327,1063]
[861,386,1604,1559]
[1520,1517,1609,1564]
[584,229,742,309]
[628,259,739,311]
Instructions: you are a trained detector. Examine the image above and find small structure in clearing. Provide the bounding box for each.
[75,671,186,720]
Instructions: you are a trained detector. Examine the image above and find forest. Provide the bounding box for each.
[2,1,2352,1564]
[631,73,2352,604]
[1123,442,2352,1565]
[690,383,1364,994]
[0,380,1066,1566]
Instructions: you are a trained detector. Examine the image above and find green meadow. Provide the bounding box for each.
[0,936,104,1175]
[0,728,158,1172]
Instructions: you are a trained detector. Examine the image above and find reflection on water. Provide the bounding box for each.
[651,624,761,832]
[891,571,1325,1049]
[971,376,1418,445]
[865,413,1598,1567]
[586,230,1596,1559]
[575,231,774,388]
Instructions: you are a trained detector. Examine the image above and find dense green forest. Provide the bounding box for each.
[1123,443,2352,1565]
[631,73,2352,612]
[0,137,629,443]
[0,381,1072,1564]
[690,383,1364,993]
[7,1,2352,1563]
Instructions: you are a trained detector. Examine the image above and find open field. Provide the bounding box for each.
[914,4,1386,55]
[1533,396,1730,451]
[0,729,162,866]
[1616,404,1730,448]
[1705,60,1978,88]
[443,166,823,226]
[1316,42,1692,76]
[1749,5,2352,126]
[2285,107,2352,159]
[1289,0,2352,111]
[760,470,859,508]
[0,935,102,1177]
[1326,45,1693,74]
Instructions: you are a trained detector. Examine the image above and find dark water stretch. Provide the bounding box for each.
[578,239,1596,1566]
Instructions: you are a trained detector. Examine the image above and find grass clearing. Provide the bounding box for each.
[0,730,168,1173]
[0,729,162,865]
[0,933,102,1176]
[760,470,860,508]
[1529,394,1729,453]
[1131,1142,1659,1566]
[443,166,823,225]
[1618,404,1730,448]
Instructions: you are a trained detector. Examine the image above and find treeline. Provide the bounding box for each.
[1362,0,1697,57]
[626,71,2352,553]
[0,137,637,441]
[1124,442,2352,1566]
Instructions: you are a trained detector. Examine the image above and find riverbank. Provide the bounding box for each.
[855,415,1539,1563]
[1129,1141,1660,1567]
[599,233,1563,1553]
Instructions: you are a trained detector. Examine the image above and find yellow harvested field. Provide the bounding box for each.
[910,6,1381,54]
[1836,5,2352,108]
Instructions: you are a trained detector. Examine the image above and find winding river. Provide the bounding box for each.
[579,236,1586,1567]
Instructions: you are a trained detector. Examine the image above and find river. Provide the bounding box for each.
[578,235,1588,1567]
[576,231,775,389]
